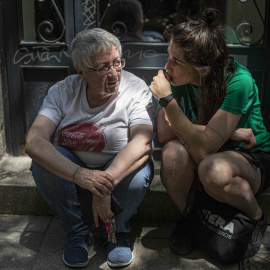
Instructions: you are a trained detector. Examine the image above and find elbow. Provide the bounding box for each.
[193,153,207,165]
[145,142,152,157]
[191,148,212,164]
[25,135,38,157]
[190,138,219,164]
[140,142,152,163]
[157,136,166,144]
[156,131,169,144]
[24,138,33,156]
[157,138,164,144]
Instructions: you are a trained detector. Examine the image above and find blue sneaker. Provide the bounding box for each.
[107,233,133,268]
[63,234,91,268]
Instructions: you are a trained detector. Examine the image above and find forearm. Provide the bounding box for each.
[156,108,177,143]
[193,124,206,132]
[25,137,79,182]
[157,107,206,143]
[105,137,152,185]
[164,100,221,162]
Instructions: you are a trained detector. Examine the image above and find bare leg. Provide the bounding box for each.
[161,140,197,212]
[161,140,198,255]
[198,151,262,220]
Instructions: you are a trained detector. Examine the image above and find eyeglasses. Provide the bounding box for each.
[87,58,125,75]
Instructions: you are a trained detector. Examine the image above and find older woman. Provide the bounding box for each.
[25,28,154,268]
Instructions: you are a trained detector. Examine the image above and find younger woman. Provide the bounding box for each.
[149,8,270,259]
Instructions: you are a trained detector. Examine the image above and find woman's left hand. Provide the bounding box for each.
[149,70,172,100]
[92,194,114,228]
[230,128,257,149]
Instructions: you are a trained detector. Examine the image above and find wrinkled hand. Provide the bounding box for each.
[74,168,115,197]
[149,70,172,100]
[92,194,114,227]
[230,128,256,149]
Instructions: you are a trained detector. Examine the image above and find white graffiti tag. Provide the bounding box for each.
[13,46,69,65]
[82,0,96,29]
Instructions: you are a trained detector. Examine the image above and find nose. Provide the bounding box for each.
[165,59,171,72]
[108,64,118,77]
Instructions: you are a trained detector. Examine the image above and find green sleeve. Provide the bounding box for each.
[220,73,255,114]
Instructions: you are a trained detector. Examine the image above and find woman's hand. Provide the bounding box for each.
[230,128,257,149]
[149,70,172,100]
[74,168,115,197]
[92,194,114,227]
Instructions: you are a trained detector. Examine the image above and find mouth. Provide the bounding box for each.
[106,80,118,87]
[165,72,172,82]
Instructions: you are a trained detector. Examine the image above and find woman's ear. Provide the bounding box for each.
[75,66,87,82]
[206,65,212,74]
[201,65,212,77]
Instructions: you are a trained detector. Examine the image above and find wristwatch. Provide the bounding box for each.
[159,94,175,107]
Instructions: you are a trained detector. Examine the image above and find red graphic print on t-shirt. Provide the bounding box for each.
[57,122,107,152]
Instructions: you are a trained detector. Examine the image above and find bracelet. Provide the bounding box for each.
[73,167,81,182]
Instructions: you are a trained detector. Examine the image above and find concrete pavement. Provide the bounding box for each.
[1,155,270,269]
[1,215,270,270]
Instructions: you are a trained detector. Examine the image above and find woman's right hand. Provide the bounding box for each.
[149,70,172,100]
[74,168,115,197]
[92,194,114,228]
[230,128,257,149]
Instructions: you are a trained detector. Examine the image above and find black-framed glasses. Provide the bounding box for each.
[88,58,126,75]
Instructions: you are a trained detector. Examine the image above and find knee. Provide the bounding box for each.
[198,157,231,190]
[161,141,190,171]
[124,161,151,191]
[54,146,78,162]
[137,161,152,188]
[31,160,49,181]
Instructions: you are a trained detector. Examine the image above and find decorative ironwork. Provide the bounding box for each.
[235,0,265,46]
[99,0,113,27]
[37,0,65,43]
[111,21,128,40]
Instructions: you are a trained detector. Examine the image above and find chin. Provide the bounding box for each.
[170,79,187,87]
[106,85,119,93]
[170,80,179,86]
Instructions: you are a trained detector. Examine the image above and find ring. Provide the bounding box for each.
[105,219,110,223]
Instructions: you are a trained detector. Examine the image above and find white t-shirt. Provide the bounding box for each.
[38,71,153,168]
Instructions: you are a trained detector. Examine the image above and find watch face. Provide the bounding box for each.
[159,94,175,107]
[159,97,167,107]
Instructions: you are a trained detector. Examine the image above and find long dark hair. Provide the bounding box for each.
[170,8,235,125]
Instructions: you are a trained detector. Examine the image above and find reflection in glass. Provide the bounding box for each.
[226,0,265,46]
[100,0,266,46]
[102,0,164,42]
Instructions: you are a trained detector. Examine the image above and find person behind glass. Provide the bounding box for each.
[149,8,270,258]
[25,28,154,268]
[163,0,238,44]
[109,0,163,42]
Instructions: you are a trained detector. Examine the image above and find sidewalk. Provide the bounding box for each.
[1,215,270,270]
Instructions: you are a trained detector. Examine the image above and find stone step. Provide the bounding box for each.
[0,154,270,223]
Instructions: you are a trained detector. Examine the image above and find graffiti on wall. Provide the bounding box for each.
[82,0,96,29]
[13,46,70,65]
[13,46,167,65]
